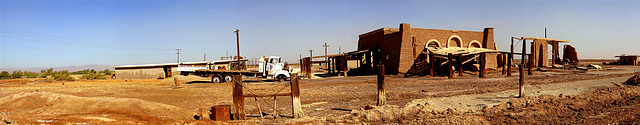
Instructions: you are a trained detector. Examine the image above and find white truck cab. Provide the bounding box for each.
[259,56,290,80]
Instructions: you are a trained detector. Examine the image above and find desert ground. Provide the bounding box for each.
[1,61,640,124]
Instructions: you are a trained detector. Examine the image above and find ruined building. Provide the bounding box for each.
[356,23,499,75]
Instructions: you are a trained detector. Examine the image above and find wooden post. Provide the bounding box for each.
[306,58,312,79]
[480,53,486,78]
[343,56,348,77]
[254,97,263,118]
[448,53,453,79]
[519,64,525,98]
[502,53,506,74]
[458,54,463,76]
[528,54,533,75]
[232,75,245,120]
[429,53,434,77]
[290,73,304,118]
[508,37,513,76]
[377,64,385,106]
[174,77,179,86]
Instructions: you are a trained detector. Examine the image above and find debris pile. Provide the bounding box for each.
[331,102,486,124]
[623,72,640,85]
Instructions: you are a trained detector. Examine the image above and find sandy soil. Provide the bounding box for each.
[1,65,639,124]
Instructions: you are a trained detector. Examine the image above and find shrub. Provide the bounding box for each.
[11,70,22,79]
[0,71,9,79]
[50,70,74,81]
[100,69,113,75]
[81,72,106,80]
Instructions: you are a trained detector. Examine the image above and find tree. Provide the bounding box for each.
[101,69,113,75]
[0,71,9,79]
[46,68,53,75]
[11,70,22,79]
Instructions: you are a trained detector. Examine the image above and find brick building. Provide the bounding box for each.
[357,23,498,75]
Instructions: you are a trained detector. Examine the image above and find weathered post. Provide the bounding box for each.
[448,53,453,79]
[343,56,348,77]
[232,75,245,120]
[502,53,507,74]
[480,53,486,78]
[519,64,525,98]
[174,77,179,86]
[528,54,533,75]
[377,64,386,106]
[290,73,304,118]
[458,54,463,76]
[306,58,312,79]
[429,53,434,77]
[508,37,513,76]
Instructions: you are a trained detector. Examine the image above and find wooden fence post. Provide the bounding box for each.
[343,56,348,77]
[528,54,533,75]
[480,53,486,78]
[232,75,245,120]
[377,64,385,106]
[458,54,463,76]
[502,53,507,74]
[429,53,434,77]
[519,64,525,98]
[290,73,304,118]
[448,53,453,79]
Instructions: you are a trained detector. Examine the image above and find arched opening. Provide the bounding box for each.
[447,35,463,48]
[468,40,482,48]
[425,39,441,48]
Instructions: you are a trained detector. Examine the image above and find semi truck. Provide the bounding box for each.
[178,56,291,83]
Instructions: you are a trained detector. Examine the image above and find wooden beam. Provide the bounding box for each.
[232,75,246,120]
[291,73,304,118]
[243,93,292,97]
[519,64,525,98]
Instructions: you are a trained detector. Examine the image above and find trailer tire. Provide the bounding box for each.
[277,74,287,82]
[223,74,234,83]
[211,75,222,83]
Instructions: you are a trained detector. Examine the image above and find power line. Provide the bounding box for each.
[0,42,166,56]
[0,27,174,51]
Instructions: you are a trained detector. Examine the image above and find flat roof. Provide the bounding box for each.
[114,59,249,68]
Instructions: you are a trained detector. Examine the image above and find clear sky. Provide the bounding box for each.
[1,0,639,68]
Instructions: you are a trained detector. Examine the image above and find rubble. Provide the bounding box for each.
[623,72,640,85]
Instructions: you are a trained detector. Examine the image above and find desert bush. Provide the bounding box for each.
[50,70,74,81]
[0,71,10,79]
[100,69,113,75]
[11,70,22,79]
[23,71,38,78]
[80,72,106,80]
[71,69,97,75]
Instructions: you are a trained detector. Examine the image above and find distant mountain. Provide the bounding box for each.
[0,64,116,72]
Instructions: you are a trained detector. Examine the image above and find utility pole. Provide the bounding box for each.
[309,50,314,61]
[175,49,181,63]
[545,27,547,38]
[339,47,341,54]
[204,53,206,61]
[323,42,330,69]
[234,29,241,70]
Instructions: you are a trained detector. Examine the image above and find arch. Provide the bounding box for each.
[425,39,441,48]
[468,40,482,48]
[447,35,463,48]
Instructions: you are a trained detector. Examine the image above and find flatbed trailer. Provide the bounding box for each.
[180,56,291,83]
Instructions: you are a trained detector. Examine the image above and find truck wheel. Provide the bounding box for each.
[277,75,287,82]
[223,74,234,83]
[211,75,222,83]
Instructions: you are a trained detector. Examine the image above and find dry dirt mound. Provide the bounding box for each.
[623,72,640,85]
[482,86,640,124]
[0,91,194,124]
[332,102,487,124]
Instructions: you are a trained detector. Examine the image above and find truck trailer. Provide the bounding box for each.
[178,56,291,83]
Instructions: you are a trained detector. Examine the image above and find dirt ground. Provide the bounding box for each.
[1,64,640,124]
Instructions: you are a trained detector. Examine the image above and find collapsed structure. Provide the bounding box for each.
[355,23,501,75]
[615,54,640,65]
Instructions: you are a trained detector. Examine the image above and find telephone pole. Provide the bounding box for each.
[234,29,241,70]
[204,53,206,61]
[322,42,330,69]
[309,50,314,61]
[175,49,181,63]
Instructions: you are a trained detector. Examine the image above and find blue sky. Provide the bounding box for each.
[1,0,639,68]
